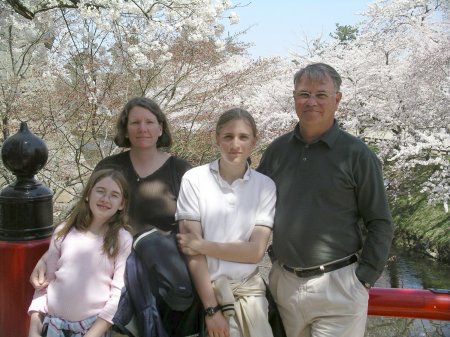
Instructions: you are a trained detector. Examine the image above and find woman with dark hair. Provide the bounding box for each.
[29,97,194,336]
[95,97,191,234]
[113,97,173,149]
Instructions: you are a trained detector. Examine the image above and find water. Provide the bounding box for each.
[365,247,450,337]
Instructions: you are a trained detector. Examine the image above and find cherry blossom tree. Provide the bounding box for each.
[289,0,450,211]
[1,0,268,218]
[2,0,448,215]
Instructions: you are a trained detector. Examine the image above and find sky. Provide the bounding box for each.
[225,0,374,58]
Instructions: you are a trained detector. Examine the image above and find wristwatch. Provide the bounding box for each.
[204,305,221,317]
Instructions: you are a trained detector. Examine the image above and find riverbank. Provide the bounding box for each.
[382,160,450,264]
[390,191,450,264]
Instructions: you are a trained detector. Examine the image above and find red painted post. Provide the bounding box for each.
[0,238,50,336]
[368,287,450,321]
[0,122,53,337]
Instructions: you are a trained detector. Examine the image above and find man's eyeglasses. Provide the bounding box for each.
[293,91,339,101]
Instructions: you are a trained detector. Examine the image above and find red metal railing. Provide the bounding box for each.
[368,287,450,321]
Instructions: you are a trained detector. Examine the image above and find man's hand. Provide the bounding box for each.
[176,232,203,255]
[205,311,230,337]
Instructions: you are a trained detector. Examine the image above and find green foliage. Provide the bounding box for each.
[388,164,450,262]
[329,23,359,44]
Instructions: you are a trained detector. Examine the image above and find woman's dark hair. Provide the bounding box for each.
[114,97,173,148]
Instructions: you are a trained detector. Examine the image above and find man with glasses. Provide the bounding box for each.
[258,63,394,337]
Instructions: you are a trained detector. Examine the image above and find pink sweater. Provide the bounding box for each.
[28,227,132,323]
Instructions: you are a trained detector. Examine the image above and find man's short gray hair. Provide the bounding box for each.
[293,63,342,92]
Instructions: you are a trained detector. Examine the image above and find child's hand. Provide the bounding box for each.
[176,232,203,255]
[30,254,49,289]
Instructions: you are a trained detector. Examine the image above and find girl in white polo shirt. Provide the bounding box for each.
[176,108,276,337]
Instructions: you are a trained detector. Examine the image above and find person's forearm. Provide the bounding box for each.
[35,251,49,269]
[179,220,217,307]
[198,240,265,263]
[28,311,43,337]
[197,226,271,263]
[187,254,218,308]
[188,254,231,337]
[41,251,49,263]
[357,218,394,285]
[178,220,231,336]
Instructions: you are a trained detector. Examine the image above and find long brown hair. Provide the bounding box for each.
[56,169,131,258]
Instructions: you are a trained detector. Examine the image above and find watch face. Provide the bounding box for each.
[205,305,220,316]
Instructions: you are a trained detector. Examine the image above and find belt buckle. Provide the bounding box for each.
[290,265,324,278]
[285,256,355,278]
[303,265,325,277]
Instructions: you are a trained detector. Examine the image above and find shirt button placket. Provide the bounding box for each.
[302,144,309,162]
[226,186,236,209]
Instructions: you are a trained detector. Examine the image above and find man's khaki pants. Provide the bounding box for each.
[269,262,369,337]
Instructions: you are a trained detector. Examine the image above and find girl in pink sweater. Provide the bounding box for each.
[28,169,133,337]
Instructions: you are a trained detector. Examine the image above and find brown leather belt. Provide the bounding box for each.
[282,254,358,278]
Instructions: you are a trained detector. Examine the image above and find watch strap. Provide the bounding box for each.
[204,304,221,317]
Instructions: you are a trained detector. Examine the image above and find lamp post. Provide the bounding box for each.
[0,122,53,337]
